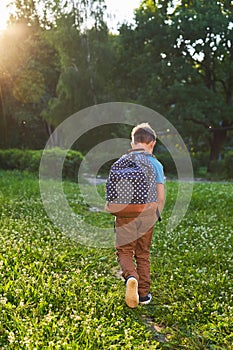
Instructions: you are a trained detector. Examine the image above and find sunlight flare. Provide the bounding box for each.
[0,1,11,31]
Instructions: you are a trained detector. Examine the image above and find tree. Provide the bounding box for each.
[115,0,233,171]
[0,1,60,148]
[0,0,117,149]
[41,0,115,147]
[170,0,233,170]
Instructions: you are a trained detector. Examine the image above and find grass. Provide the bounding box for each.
[0,170,232,349]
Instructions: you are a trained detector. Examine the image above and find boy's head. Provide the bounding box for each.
[131,123,156,145]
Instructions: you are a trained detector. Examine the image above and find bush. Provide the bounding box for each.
[0,149,42,172]
[62,149,84,180]
[0,149,83,180]
[191,151,209,173]
[224,150,233,179]
[207,159,225,179]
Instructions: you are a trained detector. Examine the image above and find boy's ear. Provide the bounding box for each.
[150,140,156,150]
[149,140,156,147]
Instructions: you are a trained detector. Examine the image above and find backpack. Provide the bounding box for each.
[106,150,157,205]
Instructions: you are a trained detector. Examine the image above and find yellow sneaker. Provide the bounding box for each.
[125,277,139,308]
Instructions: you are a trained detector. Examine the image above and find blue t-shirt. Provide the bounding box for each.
[147,155,165,184]
[133,151,165,184]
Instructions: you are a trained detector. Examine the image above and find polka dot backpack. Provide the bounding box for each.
[106,150,157,204]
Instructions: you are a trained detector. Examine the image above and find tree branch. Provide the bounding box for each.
[184,117,210,128]
[184,117,233,131]
[210,125,233,132]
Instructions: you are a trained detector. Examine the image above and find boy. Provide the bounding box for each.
[106,123,165,308]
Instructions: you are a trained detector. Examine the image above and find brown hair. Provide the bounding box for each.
[131,123,156,145]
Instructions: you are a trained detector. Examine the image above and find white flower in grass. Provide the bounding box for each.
[0,296,7,304]
[8,331,15,344]
[23,336,31,348]
[44,310,53,323]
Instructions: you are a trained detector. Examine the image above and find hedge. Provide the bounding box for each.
[224,150,233,179]
[0,148,232,180]
[0,148,83,181]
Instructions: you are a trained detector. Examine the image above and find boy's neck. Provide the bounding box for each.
[131,142,154,154]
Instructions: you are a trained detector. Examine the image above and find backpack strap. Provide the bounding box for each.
[127,149,162,222]
[127,149,156,159]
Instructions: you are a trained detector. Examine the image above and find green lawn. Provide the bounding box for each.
[0,171,232,349]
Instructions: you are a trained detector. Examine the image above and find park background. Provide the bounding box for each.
[0,1,233,349]
[0,0,232,179]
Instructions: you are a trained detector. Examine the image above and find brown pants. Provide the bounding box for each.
[115,212,156,297]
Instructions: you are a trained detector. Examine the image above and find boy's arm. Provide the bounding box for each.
[157,183,165,215]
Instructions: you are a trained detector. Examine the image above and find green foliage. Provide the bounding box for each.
[0,22,59,149]
[0,171,232,348]
[115,0,233,168]
[0,0,232,171]
[0,149,83,180]
[0,0,110,149]
[61,149,84,180]
[223,150,233,179]
[0,149,42,172]
[41,3,114,126]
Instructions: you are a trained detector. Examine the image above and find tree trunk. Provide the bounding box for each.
[84,33,98,105]
[208,128,227,172]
